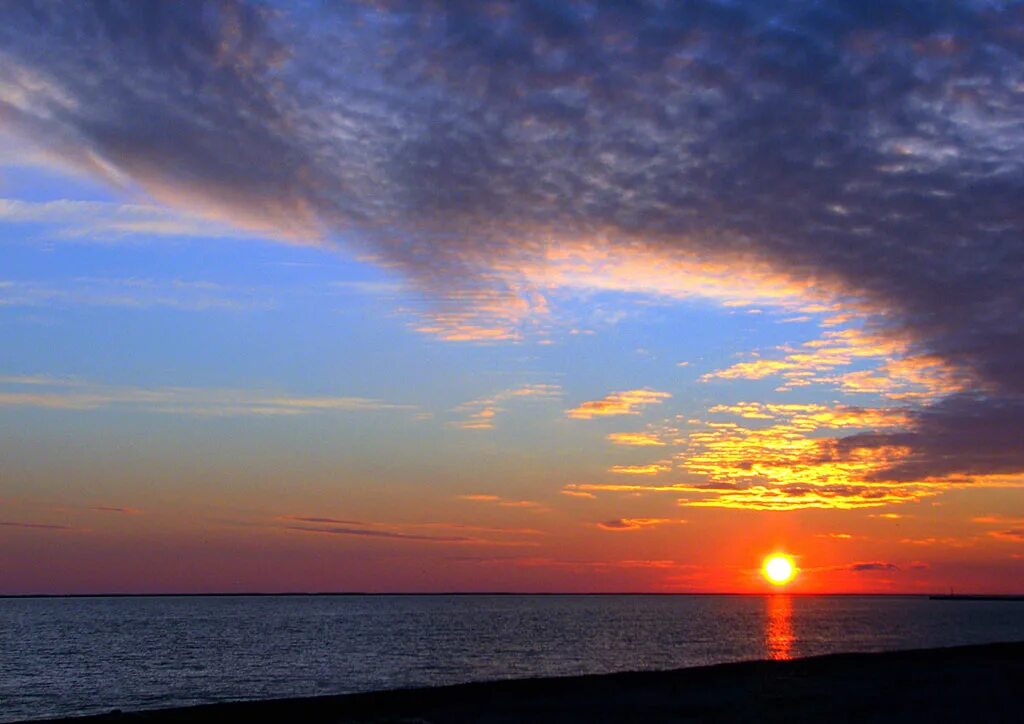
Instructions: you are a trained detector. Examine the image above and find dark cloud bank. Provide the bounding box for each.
[2,0,1023,483]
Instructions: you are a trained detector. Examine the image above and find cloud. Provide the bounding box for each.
[826,395,1024,482]
[456,494,548,511]
[990,529,1024,542]
[972,515,1024,542]
[2,1,1024,484]
[453,383,561,430]
[450,555,692,573]
[899,536,975,548]
[0,198,246,241]
[707,402,910,428]
[284,525,472,543]
[849,562,900,573]
[0,277,271,312]
[680,484,932,512]
[0,375,414,416]
[281,515,365,526]
[606,432,666,447]
[702,328,963,399]
[563,480,935,511]
[280,515,542,546]
[972,515,1024,526]
[1,498,143,517]
[0,520,74,530]
[608,463,672,476]
[86,506,141,515]
[448,557,688,573]
[566,389,671,420]
[646,402,941,509]
[411,522,544,537]
[0,2,316,239]
[596,517,676,531]
[560,489,596,499]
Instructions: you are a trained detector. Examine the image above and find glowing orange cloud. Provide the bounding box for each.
[702,328,963,400]
[608,463,672,476]
[606,432,666,446]
[566,388,671,419]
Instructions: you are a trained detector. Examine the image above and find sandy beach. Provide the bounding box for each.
[28,641,1024,723]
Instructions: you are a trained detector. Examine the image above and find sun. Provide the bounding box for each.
[762,554,797,586]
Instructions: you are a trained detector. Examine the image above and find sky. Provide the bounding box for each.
[2,0,1023,594]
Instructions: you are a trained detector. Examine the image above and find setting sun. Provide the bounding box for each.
[763,554,797,586]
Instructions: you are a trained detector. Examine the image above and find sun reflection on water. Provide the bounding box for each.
[765,594,794,660]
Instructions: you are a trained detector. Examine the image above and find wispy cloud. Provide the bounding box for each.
[0,278,271,312]
[281,516,365,526]
[971,515,1024,543]
[566,389,671,420]
[0,520,75,531]
[451,555,695,573]
[606,432,666,447]
[989,529,1024,542]
[972,515,1024,526]
[284,525,473,543]
[608,463,672,476]
[279,514,542,546]
[848,562,900,573]
[1,497,143,517]
[85,506,142,515]
[456,494,549,512]
[899,536,976,548]
[0,375,414,417]
[702,329,962,401]
[596,517,681,531]
[453,384,561,430]
[560,489,596,500]
[0,198,249,242]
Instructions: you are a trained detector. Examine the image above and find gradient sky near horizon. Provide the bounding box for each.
[2,0,1024,594]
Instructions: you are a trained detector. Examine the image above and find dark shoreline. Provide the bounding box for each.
[24,641,1024,724]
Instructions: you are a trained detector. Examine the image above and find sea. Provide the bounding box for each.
[2,594,1023,722]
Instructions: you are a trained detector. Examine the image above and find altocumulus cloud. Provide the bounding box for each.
[2,1,1024,483]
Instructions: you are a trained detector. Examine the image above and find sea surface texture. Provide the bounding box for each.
[3,594,1023,722]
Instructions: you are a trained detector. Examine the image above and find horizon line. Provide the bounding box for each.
[4,591,1022,599]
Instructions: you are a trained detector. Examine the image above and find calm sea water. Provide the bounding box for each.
[2,594,1023,722]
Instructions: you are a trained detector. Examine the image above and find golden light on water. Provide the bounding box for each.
[765,594,794,660]
[762,554,797,586]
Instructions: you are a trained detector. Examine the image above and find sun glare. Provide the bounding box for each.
[763,554,797,586]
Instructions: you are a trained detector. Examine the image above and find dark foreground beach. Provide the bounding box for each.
[30,641,1024,724]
